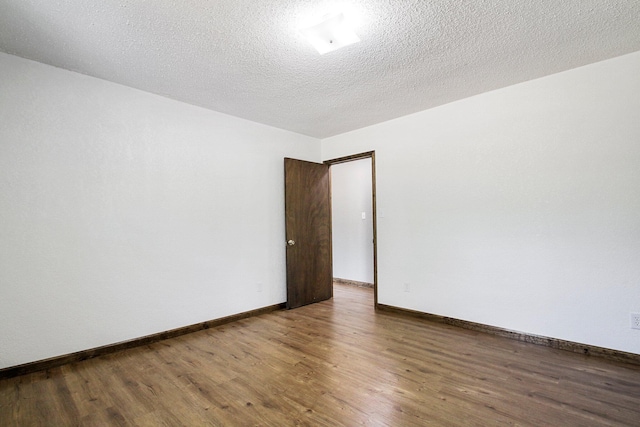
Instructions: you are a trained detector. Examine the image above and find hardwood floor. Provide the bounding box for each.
[1,284,639,426]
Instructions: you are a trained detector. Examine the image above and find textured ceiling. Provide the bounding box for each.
[1,1,640,138]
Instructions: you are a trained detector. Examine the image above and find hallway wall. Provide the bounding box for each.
[331,159,374,284]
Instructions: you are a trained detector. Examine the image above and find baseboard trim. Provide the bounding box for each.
[376,304,640,366]
[0,303,285,380]
[333,277,374,288]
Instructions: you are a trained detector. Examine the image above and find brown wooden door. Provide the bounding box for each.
[284,158,333,309]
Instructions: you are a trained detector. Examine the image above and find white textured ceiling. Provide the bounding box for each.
[1,1,640,138]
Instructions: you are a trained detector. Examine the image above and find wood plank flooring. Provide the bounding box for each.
[1,284,639,426]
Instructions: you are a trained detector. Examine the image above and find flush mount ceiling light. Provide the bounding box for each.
[299,13,360,55]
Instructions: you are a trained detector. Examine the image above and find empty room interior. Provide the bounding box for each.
[1,1,640,425]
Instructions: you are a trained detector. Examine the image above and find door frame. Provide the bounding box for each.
[324,151,378,307]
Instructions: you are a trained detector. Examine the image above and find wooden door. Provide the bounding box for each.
[284,158,333,309]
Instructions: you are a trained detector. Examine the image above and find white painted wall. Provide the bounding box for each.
[331,159,374,284]
[322,51,640,355]
[0,52,320,369]
[2,49,639,369]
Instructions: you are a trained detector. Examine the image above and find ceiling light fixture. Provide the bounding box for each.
[299,13,360,55]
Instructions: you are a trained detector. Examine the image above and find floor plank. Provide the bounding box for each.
[1,284,639,426]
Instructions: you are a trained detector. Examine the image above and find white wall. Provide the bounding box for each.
[0,52,320,369]
[2,49,639,369]
[331,159,374,284]
[322,51,640,355]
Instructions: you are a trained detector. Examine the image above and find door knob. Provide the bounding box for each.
[287,240,295,246]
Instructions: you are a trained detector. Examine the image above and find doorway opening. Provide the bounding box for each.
[325,151,378,306]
